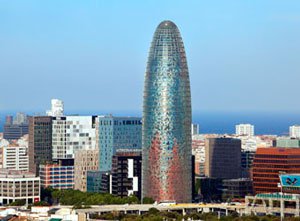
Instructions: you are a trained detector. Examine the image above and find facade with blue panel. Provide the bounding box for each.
[97,116,142,172]
[280,174,300,188]
[142,20,192,203]
[40,164,74,189]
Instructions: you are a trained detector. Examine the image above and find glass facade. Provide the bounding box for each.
[142,20,192,203]
[87,171,105,193]
[98,116,142,172]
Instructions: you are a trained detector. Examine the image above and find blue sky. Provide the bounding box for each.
[1,0,300,113]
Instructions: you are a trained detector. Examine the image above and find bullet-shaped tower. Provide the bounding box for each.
[142,20,192,203]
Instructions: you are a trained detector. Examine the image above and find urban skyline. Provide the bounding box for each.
[1,1,300,113]
[1,2,300,219]
[2,109,300,136]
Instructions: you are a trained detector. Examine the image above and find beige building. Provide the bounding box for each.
[205,137,241,179]
[74,149,99,191]
[0,169,40,205]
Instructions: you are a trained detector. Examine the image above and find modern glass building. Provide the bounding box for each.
[87,171,110,193]
[29,116,53,175]
[142,20,192,203]
[97,115,142,172]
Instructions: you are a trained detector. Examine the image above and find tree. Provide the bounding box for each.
[41,187,54,202]
[33,201,50,206]
[143,197,155,204]
[147,208,160,215]
[48,189,143,206]
[9,200,26,206]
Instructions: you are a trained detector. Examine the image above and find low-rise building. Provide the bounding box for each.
[87,171,110,194]
[196,177,223,202]
[222,178,253,199]
[274,137,300,148]
[0,169,40,205]
[39,164,74,189]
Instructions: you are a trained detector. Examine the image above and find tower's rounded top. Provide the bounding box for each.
[157,20,177,29]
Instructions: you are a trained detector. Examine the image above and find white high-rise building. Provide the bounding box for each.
[46,99,64,117]
[236,124,254,136]
[52,116,97,160]
[13,112,28,125]
[1,146,29,171]
[289,125,300,138]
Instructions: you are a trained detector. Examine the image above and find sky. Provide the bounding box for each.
[1,0,300,113]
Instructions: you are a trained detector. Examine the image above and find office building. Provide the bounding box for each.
[0,170,40,205]
[196,177,223,202]
[28,116,53,175]
[29,114,97,174]
[290,125,300,139]
[241,149,256,178]
[252,147,300,194]
[1,145,29,171]
[46,99,64,117]
[87,171,110,193]
[4,113,29,140]
[142,21,192,203]
[222,178,253,199]
[74,149,98,192]
[97,115,142,172]
[111,150,142,199]
[191,124,200,135]
[3,124,29,140]
[52,116,97,160]
[205,138,241,179]
[235,124,254,137]
[192,135,205,176]
[39,164,74,190]
[51,116,67,160]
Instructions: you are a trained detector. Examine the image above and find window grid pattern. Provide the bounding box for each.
[142,21,192,203]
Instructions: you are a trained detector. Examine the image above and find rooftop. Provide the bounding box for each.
[256,147,300,154]
[0,169,37,178]
[157,20,177,29]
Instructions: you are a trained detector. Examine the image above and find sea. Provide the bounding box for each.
[1,110,300,136]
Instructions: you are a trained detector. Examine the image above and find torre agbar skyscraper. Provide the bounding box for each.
[142,20,192,203]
